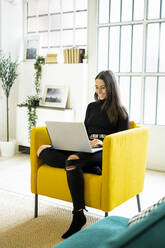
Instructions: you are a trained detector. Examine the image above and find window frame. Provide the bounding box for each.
[97,0,165,125]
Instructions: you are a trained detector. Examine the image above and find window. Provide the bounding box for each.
[26,0,88,61]
[97,0,165,125]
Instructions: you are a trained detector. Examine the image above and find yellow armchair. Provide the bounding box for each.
[30,121,149,217]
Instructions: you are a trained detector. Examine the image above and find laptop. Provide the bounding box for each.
[45,121,103,153]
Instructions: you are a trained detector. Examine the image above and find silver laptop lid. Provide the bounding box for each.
[45,121,102,153]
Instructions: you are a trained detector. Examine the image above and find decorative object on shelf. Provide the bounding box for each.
[79,48,86,63]
[41,85,68,108]
[63,48,85,64]
[18,56,45,138]
[45,54,58,64]
[0,52,19,157]
[34,56,45,94]
[24,35,39,60]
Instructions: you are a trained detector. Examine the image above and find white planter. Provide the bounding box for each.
[0,140,16,157]
[83,59,88,64]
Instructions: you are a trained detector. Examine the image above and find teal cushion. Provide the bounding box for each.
[101,201,165,248]
[54,216,128,248]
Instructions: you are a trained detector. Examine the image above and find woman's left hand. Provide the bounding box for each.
[89,139,103,148]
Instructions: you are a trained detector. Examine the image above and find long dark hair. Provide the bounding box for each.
[95,70,127,124]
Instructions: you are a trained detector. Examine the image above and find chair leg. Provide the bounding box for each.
[136,194,141,212]
[34,194,38,218]
[105,212,108,217]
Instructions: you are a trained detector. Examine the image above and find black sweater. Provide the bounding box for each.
[84,100,129,139]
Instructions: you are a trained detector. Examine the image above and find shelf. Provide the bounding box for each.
[38,105,72,110]
[17,105,72,110]
[22,61,88,66]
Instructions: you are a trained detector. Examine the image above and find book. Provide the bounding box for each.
[45,54,58,64]
[73,48,78,63]
[70,48,74,63]
[63,49,68,63]
[68,49,72,63]
[63,48,86,63]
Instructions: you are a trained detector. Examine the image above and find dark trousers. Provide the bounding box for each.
[39,146,102,210]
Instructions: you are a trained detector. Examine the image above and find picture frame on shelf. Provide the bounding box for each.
[41,85,68,108]
[24,35,39,61]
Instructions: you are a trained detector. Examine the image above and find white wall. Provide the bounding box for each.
[146,125,165,171]
[0,0,23,141]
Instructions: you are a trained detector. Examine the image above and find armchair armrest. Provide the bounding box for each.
[30,126,51,193]
[101,127,149,212]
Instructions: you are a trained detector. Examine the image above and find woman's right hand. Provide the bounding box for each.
[89,139,103,148]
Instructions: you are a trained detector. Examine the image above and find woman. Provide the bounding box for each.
[37,70,129,239]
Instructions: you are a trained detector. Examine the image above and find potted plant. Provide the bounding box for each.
[18,56,45,140]
[18,95,41,138]
[34,56,45,95]
[0,53,19,157]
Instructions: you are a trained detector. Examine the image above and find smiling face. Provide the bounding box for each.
[95,79,107,100]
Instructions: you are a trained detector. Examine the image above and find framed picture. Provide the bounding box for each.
[24,35,39,60]
[41,85,68,108]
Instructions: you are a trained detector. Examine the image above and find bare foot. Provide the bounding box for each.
[37,145,51,157]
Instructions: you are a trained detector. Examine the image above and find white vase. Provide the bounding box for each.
[0,139,16,157]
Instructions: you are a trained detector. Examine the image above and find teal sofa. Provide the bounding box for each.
[53,200,165,248]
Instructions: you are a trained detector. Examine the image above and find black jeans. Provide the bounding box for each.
[39,146,102,210]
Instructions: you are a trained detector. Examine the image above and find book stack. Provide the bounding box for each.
[63,48,85,64]
[45,54,58,64]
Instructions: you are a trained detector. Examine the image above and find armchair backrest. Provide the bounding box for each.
[129,121,137,129]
